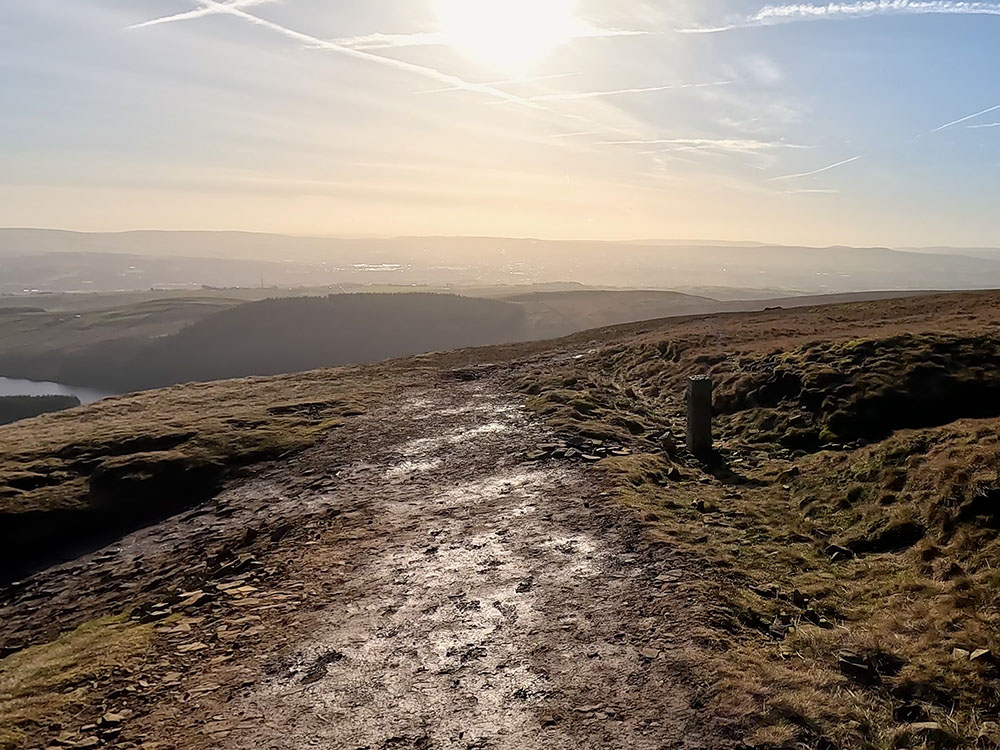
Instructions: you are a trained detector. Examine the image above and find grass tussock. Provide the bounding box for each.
[514,324,1000,749]
[0,367,384,515]
[0,615,153,750]
[712,334,1000,450]
[0,366,387,577]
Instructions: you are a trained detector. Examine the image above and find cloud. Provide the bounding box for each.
[125,3,762,162]
[771,155,863,180]
[922,103,1000,135]
[681,1,1000,32]
[762,103,995,186]
[127,1,664,144]
[785,188,841,193]
[417,72,580,95]
[603,138,812,152]
[530,81,733,101]
[334,24,652,50]
[129,1,543,109]
[332,32,446,49]
[575,26,655,39]
[127,0,275,30]
[968,121,1000,129]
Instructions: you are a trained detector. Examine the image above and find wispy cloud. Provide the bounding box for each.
[417,72,580,95]
[335,25,652,50]
[332,31,444,49]
[603,137,812,152]
[771,155,863,180]
[128,1,671,147]
[127,0,274,30]
[765,102,997,184]
[530,81,733,102]
[785,188,841,193]
[922,103,1000,134]
[129,1,543,109]
[681,1,1000,32]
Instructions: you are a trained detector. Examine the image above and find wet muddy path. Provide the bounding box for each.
[3,377,724,749]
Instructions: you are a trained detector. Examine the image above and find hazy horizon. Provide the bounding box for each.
[6,1,1000,247]
[3,226,1000,252]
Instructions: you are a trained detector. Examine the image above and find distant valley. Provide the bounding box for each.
[4,229,1000,295]
[0,288,932,395]
[0,228,991,402]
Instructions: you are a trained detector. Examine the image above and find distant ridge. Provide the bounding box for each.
[3,229,1000,295]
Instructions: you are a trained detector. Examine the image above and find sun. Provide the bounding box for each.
[435,0,580,71]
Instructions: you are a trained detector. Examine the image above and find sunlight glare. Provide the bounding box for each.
[435,0,580,70]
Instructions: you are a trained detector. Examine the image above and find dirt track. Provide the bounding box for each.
[3,377,727,749]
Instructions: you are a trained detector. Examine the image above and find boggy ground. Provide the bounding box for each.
[0,376,727,750]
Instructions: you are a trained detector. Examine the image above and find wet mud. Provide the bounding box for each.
[2,379,727,749]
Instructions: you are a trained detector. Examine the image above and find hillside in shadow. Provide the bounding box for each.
[0,395,80,425]
[48,294,528,391]
[0,288,944,396]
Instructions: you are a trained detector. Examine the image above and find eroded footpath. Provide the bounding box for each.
[2,375,728,750]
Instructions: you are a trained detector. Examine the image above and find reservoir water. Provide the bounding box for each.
[0,377,112,405]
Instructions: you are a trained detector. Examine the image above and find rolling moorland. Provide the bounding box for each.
[1,291,999,749]
[0,288,930,394]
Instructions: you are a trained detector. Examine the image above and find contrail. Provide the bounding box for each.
[766,102,996,183]
[417,73,581,95]
[333,31,445,50]
[336,26,652,50]
[601,137,811,151]
[968,121,1000,129]
[131,0,543,109]
[127,0,274,29]
[771,155,862,180]
[923,103,1000,135]
[680,0,1000,32]
[530,81,732,101]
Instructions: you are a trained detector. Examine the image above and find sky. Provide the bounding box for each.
[1,0,999,246]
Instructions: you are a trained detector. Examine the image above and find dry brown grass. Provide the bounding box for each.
[512,291,1000,749]
[5,289,1000,748]
[0,365,398,579]
[0,615,154,750]
[0,367,388,515]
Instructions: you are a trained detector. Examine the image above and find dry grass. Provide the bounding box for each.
[511,292,1000,749]
[0,615,154,750]
[0,366,390,515]
[5,289,1000,748]
[0,364,396,579]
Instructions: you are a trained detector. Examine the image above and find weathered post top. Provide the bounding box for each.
[686,375,714,458]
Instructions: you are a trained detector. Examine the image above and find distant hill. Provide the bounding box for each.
[0,395,79,425]
[901,246,1000,261]
[0,294,529,392]
[0,288,952,393]
[128,294,528,388]
[5,229,1000,294]
[504,289,720,338]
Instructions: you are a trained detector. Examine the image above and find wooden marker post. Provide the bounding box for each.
[687,376,713,457]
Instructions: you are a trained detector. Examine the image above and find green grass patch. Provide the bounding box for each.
[512,330,1000,749]
[0,615,154,750]
[0,365,387,578]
